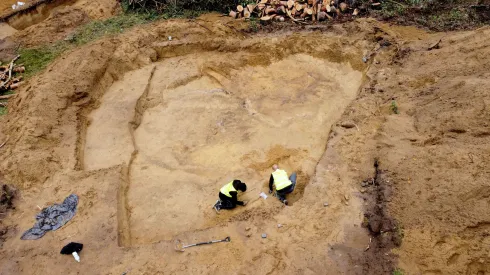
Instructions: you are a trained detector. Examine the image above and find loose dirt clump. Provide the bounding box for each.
[0,184,16,213]
[0,184,16,245]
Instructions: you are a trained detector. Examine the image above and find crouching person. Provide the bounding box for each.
[269,164,297,205]
[214,180,247,213]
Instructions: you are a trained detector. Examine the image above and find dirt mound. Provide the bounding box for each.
[0,0,119,47]
[12,6,90,47]
[0,15,377,274]
[332,23,490,274]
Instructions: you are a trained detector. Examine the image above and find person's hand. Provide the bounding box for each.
[269,189,273,194]
[242,201,248,206]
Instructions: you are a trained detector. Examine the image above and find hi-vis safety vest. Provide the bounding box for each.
[272,169,292,190]
[220,181,237,198]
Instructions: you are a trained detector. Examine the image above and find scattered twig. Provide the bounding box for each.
[0,94,15,100]
[364,237,372,251]
[286,10,309,24]
[190,20,213,33]
[385,0,406,8]
[0,55,20,90]
[0,137,9,149]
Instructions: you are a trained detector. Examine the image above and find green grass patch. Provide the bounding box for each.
[0,106,7,116]
[391,100,399,114]
[248,18,259,33]
[18,43,68,78]
[17,12,159,77]
[69,13,158,45]
[15,9,206,78]
[369,0,483,31]
[393,268,405,275]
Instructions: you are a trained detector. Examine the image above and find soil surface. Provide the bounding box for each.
[0,3,489,275]
[0,0,36,17]
[0,0,119,46]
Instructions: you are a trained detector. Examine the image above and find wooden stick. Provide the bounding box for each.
[265,6,276,14]
[384,0,406,7]
[246,4,256,13]
[0,94,15,100]
[244,10,251,18]
[191,20,213,32]
[286,9,309,24]
[0,137,9,149]
[0,55,20,90]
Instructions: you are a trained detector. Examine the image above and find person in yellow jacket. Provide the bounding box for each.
[213,180,247,213]
[269,164,297,205]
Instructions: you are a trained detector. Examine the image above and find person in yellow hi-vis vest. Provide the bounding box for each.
[269,164,297,205]
[213,180,247,213]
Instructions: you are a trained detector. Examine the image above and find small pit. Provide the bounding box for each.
[83,40,363,245]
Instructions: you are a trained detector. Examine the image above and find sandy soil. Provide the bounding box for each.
[0,0,36,17]
[84,52,362,244]
[0,6,489,275]
[1,0,119,48]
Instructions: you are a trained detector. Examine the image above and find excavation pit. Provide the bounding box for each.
[84,43,363,246]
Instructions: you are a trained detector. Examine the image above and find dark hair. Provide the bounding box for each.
[233,180,247,192]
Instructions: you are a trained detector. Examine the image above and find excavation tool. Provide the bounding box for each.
[174,236,231,252]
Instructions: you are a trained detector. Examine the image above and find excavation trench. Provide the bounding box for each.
[84,41,364,246]
[0,0,76,30]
